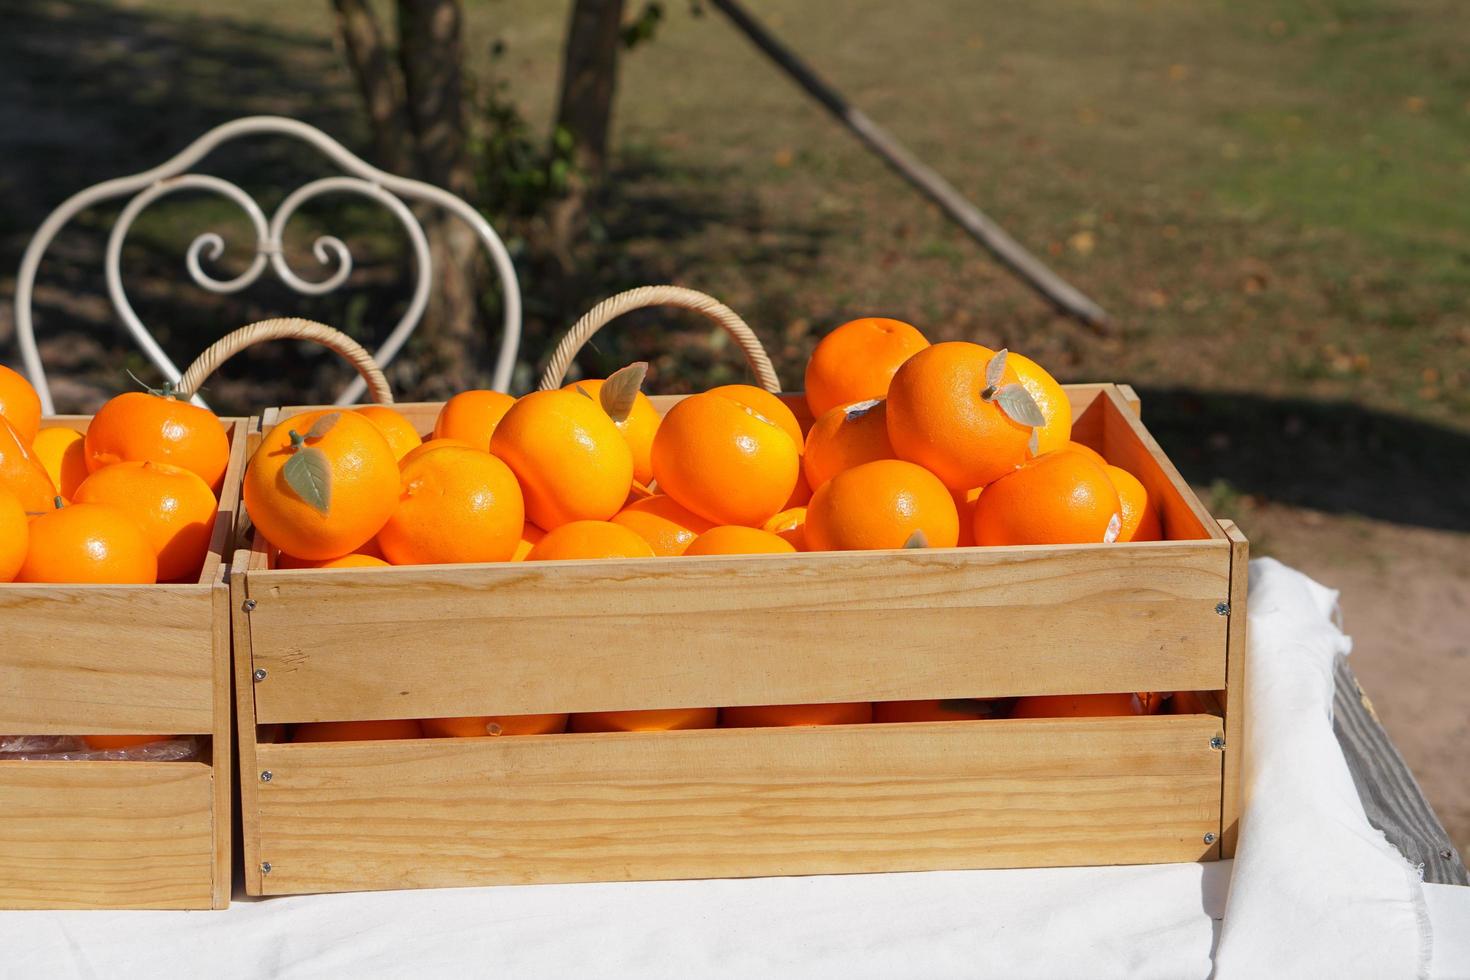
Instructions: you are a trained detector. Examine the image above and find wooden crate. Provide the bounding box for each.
[233,385,1247,896]
[0,417,248,910]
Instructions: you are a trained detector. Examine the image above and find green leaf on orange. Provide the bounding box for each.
[304,411,342,441]
[600,361,648,423]
[995,384,1046,428]
[283,445,332,514]
[985,349,1009,389]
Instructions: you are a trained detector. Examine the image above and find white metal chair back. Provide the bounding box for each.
[13,115,521,412]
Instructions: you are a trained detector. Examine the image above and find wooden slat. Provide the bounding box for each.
[253,714,1223,894]
[1333,656,1468,885]
[0,584,216,735]
[208,570,233,908]
[1099,388,1219,541]
[1219,520,1249,857]
[245,540,1229,724]
[231,551,268,898]
[0,761,216,909]
[0,420,248,737]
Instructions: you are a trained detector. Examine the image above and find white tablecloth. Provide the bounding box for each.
[4,560,1466,979]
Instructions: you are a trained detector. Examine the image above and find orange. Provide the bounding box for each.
[1105,464,1162,542]
[399,437,474,469]
[293,719,424,742]
[82,735,171,750]
[244,410,400,561]
[953,486,983,547]
[491,390,633,530]
[684,525,797,556]
[1170,691,1210,715]
[81,734,170,750]
[886,342,1035,490]
[18,502,156,584]
[1008,352,1072,455]
[512,521,546,561]
[0,417,57,512]
[1008,693,1146,718]
[277,552,390,569]
[31,427,88,498]
[873,699,1004,723]
[708,384,803,448]
[721,703,873,727]
[354,405,423,461]
[803,399,895,490]
[762,506,808,551]
[525,520,656,561]
[651,392,798,527]
[0,487,26,581]
[432,390,516,449]
[1064,441,1107,467]
[805,317,929,418]
[783,468,813,508]
[74,461,217,583]
[377,447,524,565]
[0,364,41,446]
[972,451,1122,546]
[421,714,568,737]
[85,391,230,491]
[611,494,713,556]
[806,459,959,552]
[566,376,661,485]
[570,708,717,732]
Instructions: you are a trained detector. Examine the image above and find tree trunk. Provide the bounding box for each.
[548,0,626,267]
[329,0,413,175]
[396,0,485,393]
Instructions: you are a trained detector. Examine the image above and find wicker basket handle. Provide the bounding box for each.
[538,285,782,393]
[177,317,394,404]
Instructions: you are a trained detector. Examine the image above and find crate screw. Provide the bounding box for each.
[1203,832,1217,844]
[259,770,273,783]
[1210,736,1225,750]
[1215,602,1230,616]
[243,598,257,612]
[1442,848,1455,860]
[253,668,268,682]
[260,862,272,875]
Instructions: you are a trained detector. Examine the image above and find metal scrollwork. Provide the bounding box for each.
[15,115,522,413]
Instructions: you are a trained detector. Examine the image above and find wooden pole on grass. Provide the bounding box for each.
[707,0,1111,331]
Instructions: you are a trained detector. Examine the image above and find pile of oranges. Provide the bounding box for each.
[228,316,1170,742]
[0,365,227,587]
[245,316,1160,579]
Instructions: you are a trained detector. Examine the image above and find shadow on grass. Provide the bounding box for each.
[1138,387,1470,534]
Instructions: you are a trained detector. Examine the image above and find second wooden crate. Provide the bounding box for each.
[232,385,1246,897]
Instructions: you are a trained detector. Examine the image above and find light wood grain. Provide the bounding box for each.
[209,570,232,908]
[0,420,247,737]
[1219,520,1249,858]
[1115,384,1142,415]
[0,761,215,909]
[245,540,1229,724]
[231,550,267,898]
[252,715,1222,894]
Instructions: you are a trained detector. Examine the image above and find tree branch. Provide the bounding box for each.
[329,0,413,175]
